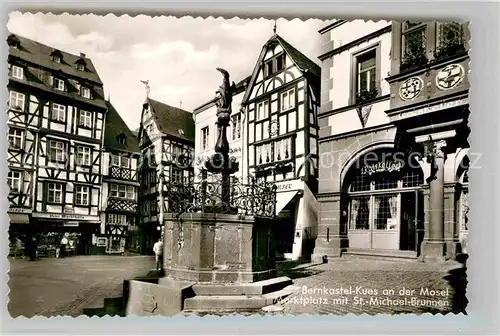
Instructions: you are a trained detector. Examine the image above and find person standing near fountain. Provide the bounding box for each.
[153,238,164,271]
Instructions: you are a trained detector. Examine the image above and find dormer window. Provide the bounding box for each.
[75,57,87,71]
[117,134,126,145]
[54,78,65,91]
[7,34,20,49]
[51,50,63,63]
[81,86,91,99]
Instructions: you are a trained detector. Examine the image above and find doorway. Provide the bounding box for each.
[399,191,424,253]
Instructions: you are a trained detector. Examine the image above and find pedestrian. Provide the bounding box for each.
[28,236,37,261]
[152,238,163,271]
[60,235,68,258]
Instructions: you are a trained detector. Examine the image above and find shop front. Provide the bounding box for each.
[273,179,319,260]
[31,212,101,257]
[343,150,424,254]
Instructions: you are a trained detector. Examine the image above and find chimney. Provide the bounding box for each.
[80,52,86,58]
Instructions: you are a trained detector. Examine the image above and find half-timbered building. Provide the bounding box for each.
[242,33,321,260]
[312,20,470,263]
[7,33,107,256]
[100,101,140,254]
[137,98,195,254]
[193,76,250,182]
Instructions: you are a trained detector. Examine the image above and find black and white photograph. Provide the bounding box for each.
[6,12,469,318]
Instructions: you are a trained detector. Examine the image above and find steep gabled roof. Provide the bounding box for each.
[104,101,140,153]
[274,35,320,77]
[242,34,320,104]
[7,33,103,85]
[146,98,195,143]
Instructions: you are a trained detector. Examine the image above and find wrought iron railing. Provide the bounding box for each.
[164,173,277,218]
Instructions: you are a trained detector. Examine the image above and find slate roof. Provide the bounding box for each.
[8,33,103,85]
[147,98,195,143]
[104,101,140,153]
[274,35,321,77]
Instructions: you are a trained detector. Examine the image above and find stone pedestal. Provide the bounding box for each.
[163,213,276,283]
[124,213,294,316]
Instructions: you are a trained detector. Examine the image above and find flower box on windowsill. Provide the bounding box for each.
[355,88,378,105]
[433,43,466,63]
[400,53,429,73]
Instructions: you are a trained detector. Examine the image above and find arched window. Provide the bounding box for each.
[344,151,424,232]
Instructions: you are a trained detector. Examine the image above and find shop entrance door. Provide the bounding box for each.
[400,190,424,253]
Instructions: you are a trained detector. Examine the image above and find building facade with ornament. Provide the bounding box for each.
[99,101,141,254]
[7,33,108,257]
[311,19,470,263]
[136,97,195,254]
[193,33,321,261]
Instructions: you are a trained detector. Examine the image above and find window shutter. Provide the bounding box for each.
[49,76,53,86]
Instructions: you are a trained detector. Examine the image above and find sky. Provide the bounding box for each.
[7,12,326,130]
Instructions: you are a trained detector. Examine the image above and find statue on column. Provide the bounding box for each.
[424,138,447,182]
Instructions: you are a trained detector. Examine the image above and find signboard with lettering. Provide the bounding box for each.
[32,212,100,222]
[394,98,468,121]
[64,221,79,227]
[274,179,303,192]
[361,161,403,176]
[8,208,32,214]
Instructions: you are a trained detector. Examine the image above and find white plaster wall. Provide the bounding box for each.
[325,20,390,49]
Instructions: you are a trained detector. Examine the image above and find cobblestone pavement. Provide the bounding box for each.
[270,258,467,316]
[8,255,155,318]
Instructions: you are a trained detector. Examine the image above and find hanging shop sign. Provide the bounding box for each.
[361,161,403,176]
[8,208,32,214]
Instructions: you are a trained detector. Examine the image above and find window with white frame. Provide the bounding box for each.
[171,168,183,184]
[11,65,24,80]
[111,154,130,168]
[8,128,23,149]
[52,103,66,122]
[231,113,241,140]
[53,55,62,63]
[256,100,269,120]
[79,110,92,128]
[47,183,63,203]
[54,78,65,91]
[281,88,295,111]
[108,213,127,225]
[110,184,135,200]
[401,22,427,66]
[356,49,377,94]
[9,91,25,111]
[75,185,89,205]
[76,146,91,166]
[7,171,21,193]
[49,140,65,162]
[76,63,85,71]
[81,86,91,99]
[201,126,209,150]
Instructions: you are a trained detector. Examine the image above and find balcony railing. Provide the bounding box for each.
[107,198,138,213]
[109,166,137,181]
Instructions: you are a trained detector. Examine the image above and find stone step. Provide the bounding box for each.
[342,248,418,261]
[183,285,297,312]
[191,276,292,296]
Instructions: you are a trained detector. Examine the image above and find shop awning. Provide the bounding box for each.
[275,191,299,215]
[8,213,29,224]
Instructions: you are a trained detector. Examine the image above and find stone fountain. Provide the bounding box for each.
[121,69,294,316]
